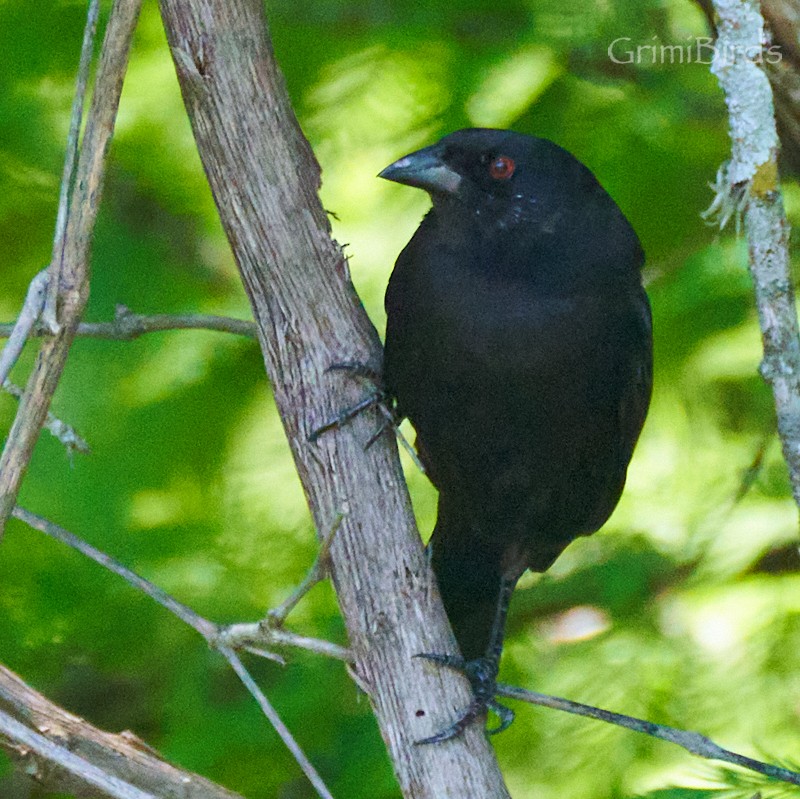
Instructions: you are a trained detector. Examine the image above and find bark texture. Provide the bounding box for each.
[157,0,511,796]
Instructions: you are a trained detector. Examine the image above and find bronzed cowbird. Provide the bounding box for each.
[379,129,652,742]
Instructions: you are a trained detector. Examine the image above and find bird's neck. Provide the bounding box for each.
[425,204,643,295]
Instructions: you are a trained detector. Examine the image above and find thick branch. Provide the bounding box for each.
[0,663,246,799]
[0,0,142,537]
[0,709,157,799]
[157,1,509,796]
[709,0,800,512]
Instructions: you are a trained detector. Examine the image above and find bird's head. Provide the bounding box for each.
[379,128,643,283]
[380,128,634,238]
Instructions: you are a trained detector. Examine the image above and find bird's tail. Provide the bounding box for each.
[428,495,509,662]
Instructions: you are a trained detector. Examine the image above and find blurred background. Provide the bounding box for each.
[2,1,800,797]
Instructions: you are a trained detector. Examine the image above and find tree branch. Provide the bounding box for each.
[217,646,334,799]
[157,2,510,796]
[0,0,142,538]
[0,270,49,387]
[0,663,246,799]
[220,623,352,663]
[9,506,346,666]
[497,683,800,788]
[266,510,342,627]
[10,506,337,797]
[2,380,90,455]
[707,0,800,512]
[12,504,799,793]
[0,306,257,341]
[0,709,158,799]
[73,310,256,339]
[42,0,101,333]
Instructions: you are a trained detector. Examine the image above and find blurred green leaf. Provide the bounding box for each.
[2,1,799,797]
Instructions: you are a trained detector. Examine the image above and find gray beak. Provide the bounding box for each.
[378,144,462,195]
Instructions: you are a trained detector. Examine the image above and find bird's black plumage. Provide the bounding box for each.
[379,129,652,736]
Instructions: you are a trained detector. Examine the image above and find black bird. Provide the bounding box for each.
[378,129,652,742]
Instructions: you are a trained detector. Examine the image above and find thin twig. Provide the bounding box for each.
[497,683,800,788]
[221,623,352,663]
[42,0,101,333]
[0,308,257,341]
[257,631,350,662]
[734,433,770,503]
[9,506,337,799]
[0,270,49,387]
[11,506,349,661]
[0,0,142,538]
[240,644,287,665]
[380,405,427,475]
[11,506,217,639]
[219,512,353,663]
[267,511,343,627]
[0,708,158,799]
[218,646,336,799]
[9,507,351,665]
[78,310,256,339]
[2,381,90,456]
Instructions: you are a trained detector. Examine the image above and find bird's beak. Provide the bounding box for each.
[378,144,462,195]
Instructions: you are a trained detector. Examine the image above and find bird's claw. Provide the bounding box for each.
[308,391,383,443]
[309,361,406,451]
[413,652,515,744]
[309,361,388,442]
[485,699,515,735]
[414,652,466,670]
[414,697,486,744]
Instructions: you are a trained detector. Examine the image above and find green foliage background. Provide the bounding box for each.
[2,1,800,797]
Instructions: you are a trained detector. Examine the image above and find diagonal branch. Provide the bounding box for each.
[0,270,49,387]
[11,507,216,639]
[0,709,158,799]
[157,2,509,796]
[266,511,343,627]
[10,506,337,798]
[2,380,90,455]
[497,683,800,788]
[218,646,334,799]
[0,0,142,539]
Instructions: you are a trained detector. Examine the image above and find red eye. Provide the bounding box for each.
[489,155,515,180]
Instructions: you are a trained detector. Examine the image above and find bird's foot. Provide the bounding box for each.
[308,391,385,443]
[309,363,426,471]
[308,361,396,445]
[413,652,515,744]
